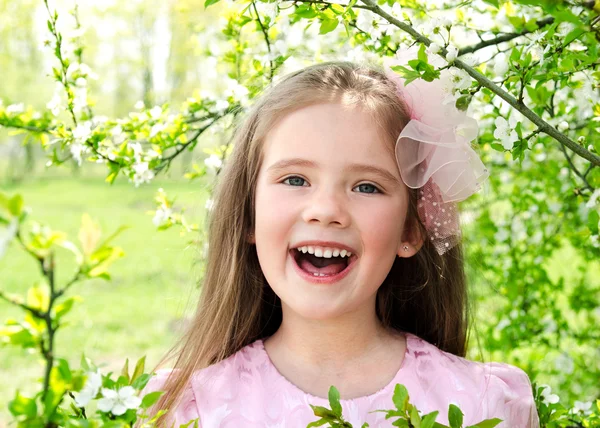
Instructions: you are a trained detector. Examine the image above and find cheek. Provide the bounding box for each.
[254,182,298,236]
[359,200,406,250]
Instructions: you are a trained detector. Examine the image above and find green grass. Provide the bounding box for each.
[0,167,211,424]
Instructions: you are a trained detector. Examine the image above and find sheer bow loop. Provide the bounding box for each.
[384,46,490,255]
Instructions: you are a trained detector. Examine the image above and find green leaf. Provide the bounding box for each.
[27,283,50,312]
[562,28,585,46]
[307,418,331,427]
[392,384,409,411]
[392,419,410,427]
[465,418,502,428]
[54,296,81,320]
[80,354,92,372]
[410,405,422,427]
[448,404,464,428]
[482,0,499,7]
[294,4,318,19]
[132,373,152,391]
[141,391,164,409]
[319,18,339,34]
[121,358,130,383]
[8,194,24,217]
[8,391,37,418]
[417,43,428,63]
[204,0,220,7]
[524,18,538,32]
[131,355,146,385]
[421,411,439,428]
[329,386,342,417]
[310,404,338,419]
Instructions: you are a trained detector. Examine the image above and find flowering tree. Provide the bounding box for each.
[1,0,600,426]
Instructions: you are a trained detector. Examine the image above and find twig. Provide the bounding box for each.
[252,1,274,82]
[358,0,600,167]
[154,118,220,174]
[0,122,54,133]
[459,17,555,56]
[559,143,593,191]
[0,290,45,319]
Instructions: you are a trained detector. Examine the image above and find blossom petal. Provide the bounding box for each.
[123,395,142,409]
[101,388,118,399]
[97,397,115,413]
[118,386,136,399]
[111,403,127,416]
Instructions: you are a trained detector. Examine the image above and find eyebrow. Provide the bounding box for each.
[266,158,401,186]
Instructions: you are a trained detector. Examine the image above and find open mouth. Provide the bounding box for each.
[290,248,356,278]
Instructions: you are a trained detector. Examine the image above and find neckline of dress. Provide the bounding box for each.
[255,331,415,404]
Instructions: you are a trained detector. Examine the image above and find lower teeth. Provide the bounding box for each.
[313,273,328,277]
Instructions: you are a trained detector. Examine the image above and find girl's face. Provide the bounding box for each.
[254,102,414,321]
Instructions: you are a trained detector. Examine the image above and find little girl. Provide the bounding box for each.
[143,53,539,427]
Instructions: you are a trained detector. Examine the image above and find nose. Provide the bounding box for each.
[301,185,351,228]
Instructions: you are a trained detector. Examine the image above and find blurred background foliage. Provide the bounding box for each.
[1,0,599,425]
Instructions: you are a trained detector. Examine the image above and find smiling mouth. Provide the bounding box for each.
[291,248,353,277]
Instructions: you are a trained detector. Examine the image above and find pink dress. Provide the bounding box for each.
[143,332,539,427]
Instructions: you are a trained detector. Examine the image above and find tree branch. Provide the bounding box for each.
[459,17,555,56]
[358,0,600,167]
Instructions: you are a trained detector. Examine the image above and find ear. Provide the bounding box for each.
[397,217,424,258]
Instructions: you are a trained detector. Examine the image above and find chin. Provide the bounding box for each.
[284,299,350,321]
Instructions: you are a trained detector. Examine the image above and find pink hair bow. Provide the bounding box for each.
[384,47,490,255]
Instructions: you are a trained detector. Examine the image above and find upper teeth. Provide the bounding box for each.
[296,246,352,258]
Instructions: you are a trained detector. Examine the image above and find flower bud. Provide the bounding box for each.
[557,121,569,132]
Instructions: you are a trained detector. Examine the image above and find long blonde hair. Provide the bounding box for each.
[151,61,473,423]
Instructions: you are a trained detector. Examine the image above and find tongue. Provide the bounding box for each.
[299,254,347,276]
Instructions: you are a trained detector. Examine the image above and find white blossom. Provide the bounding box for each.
[153,205,173,227]
[150,123,166,138]
[47,94,62,116]
[426,42,441,55]
[586,188,600,208]
[539,385,560,406]
[129,142,143,160]
[494,53,509,76]
[97,386,141,416]
[223,78,250,105]
[134,100,145,110]
[73,122,92,143]
[573,400,592,415]
[557,121,569,132]
[73,371,102,407]
[6,103,24,114]
[149,106,162,120]
[495,318,510,331]
[204,154,222,171]
[445,45,458,63]
[215,100,229,112]
[449,67,472,90]
[132,162,155,187]
[205,199,214,211]
[70,141,86,166]
[73,87,88,113]
[494,117,518,150]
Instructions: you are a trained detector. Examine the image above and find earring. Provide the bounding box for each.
[403,245,409,252]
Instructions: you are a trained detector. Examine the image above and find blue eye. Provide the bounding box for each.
[282,176,307,187]
[282,176,381,194]
[354,183,381,194]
